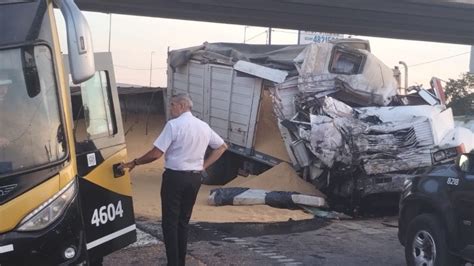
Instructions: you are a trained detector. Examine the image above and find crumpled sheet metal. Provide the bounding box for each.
[303,98,443,175]
[353,131,417,153]
[169,42,306,71]
[356,105,454,146]
[295,43,398,106]
[336,53,398,106]
[272,77,299,120]
[365,117,434,148]
[322,96,354,118]
[298,74,339,93]
[309,115,342,167]
[361,149,432,175]
[296,43,333,77]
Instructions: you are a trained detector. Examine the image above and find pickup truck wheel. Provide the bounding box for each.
[405,214,460,266]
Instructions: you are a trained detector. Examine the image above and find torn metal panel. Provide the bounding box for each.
[290,139,311,167]
[362,149,432,175]
[336,55,398,106]
[234,60,288,83]
[354,131,417,153]
[272,77,299,120]
[356,105,454,146]
[297,73,339,94]
[355,105,445,123]
[169,42,306,72]
[332,116,369,136]
[309,115,345,167]
[322,96,354,118]
[366,117,434,148]
[296,43,333,77]
[418,89,439,105]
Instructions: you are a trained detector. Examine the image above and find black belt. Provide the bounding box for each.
[166,168,201,174]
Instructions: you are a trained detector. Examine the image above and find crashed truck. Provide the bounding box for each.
[165,39,474,209]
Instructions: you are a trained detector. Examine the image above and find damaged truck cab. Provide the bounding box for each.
[399,152,474,265]
[166,39,473,212]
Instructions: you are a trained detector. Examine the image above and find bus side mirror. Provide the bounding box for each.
[54,0,95,84]
[21,46,41,98]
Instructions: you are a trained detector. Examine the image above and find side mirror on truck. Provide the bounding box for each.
[456,153,474,173]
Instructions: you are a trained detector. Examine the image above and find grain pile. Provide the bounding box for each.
[224,162,325,198]
[126,114,314,222]
[253,90,291,162]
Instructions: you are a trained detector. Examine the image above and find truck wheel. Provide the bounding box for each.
[405,214,460,266]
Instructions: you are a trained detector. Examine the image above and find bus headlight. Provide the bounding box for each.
[17,180,77,231]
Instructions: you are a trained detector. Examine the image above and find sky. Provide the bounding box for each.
[55,11,472,88]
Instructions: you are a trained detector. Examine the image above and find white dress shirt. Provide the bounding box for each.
[154,111,225,171]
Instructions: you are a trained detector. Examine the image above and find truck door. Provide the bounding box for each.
[66,52,136,260]
[451,155,474,246]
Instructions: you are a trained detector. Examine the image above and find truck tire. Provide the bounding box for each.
[405,213,461,266]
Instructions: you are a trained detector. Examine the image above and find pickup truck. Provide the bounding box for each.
[398,152,474,265]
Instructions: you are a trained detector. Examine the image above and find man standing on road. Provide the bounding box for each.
[121,93,227,266]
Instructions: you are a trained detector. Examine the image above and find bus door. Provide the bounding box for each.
[66,52,136,260]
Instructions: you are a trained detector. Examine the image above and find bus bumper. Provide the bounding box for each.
[0,194,88,265]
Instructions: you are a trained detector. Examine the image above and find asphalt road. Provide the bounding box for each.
[104,216,405,265]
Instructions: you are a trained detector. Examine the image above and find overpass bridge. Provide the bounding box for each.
[76,0,474,71]
[76,0,474,45]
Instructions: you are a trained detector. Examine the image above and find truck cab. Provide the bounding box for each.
[398,152,474,265]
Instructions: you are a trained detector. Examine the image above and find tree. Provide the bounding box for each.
[444,72,474,116]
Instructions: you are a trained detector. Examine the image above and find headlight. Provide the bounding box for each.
[432,150,446,162]
[17,179,77,231]
[444,147,458,158]
[433,147,459,163]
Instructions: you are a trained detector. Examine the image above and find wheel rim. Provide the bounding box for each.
[412,230,436,266]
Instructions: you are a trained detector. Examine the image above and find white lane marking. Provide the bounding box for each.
[86,224,136,250]
[0,244,13,254]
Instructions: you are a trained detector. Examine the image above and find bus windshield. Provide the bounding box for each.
[0,45,66,176]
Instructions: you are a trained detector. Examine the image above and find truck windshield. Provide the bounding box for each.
[0,45,66,176]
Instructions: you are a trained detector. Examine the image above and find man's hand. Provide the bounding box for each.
[0,137,10,148]
[120,161,136,172]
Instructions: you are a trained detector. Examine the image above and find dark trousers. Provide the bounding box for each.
[161,169,201,266]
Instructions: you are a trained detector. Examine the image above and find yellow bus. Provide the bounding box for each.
[0,0,136,264]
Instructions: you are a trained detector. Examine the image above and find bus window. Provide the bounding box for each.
[74,71,117,143]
